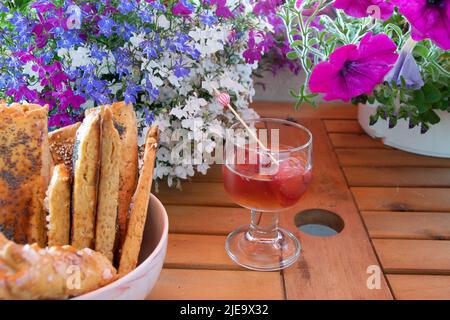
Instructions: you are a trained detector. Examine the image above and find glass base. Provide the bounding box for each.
[225,225,301,271]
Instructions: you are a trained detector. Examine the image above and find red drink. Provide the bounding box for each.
[223,152,312,211]
[222,119,313,271]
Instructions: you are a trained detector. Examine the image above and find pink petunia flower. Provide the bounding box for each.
[172,1,193,15]
[392,0,450,50]
[334,0,394,20]
[209,0,233,18]
[309,33,398,102]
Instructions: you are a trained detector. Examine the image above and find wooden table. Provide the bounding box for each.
[149,102,450,300]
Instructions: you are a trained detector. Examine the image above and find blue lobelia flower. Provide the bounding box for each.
[149,1,166,12]
[0,3,8,13]
[98,16,117,37]
[142,38,160,59]
[139,7,154,24]
[112,48,132,79]
[118,0,137,15]
[56,30,82,49]
[385,38,424,90]
[119,21,137,41]
[144,78,159,102]
[89,44,108,61]
[143,107,155,125]
[174,59,190,78]
[200,12,218,26]
[8,12,31,49]
[123,79,142,104]
[79,64,111,105]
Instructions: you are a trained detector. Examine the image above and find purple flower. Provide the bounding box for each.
[58,87,86,111]
[392,0,450,50]
[31,1,57,13]
[6,84,38,102]
[243,31,272,64]
[49,112,73,128]
[209,0,233,18]
[334,0,394,20]
[173,1,194,15]
[309,33,398,101]
[385,39,424,89]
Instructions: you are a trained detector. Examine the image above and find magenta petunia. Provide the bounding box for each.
[48,112,73,128]
[309,33,398,102]
[334,0,394,19]
[209,0,233,18]
[392,0,450,50]
[172,1,193,15]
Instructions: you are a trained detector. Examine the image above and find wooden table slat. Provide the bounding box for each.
[165,234,240,270]
[329,133,387,149]
[167,205,247,235]
[352,187,450,212]
[387,274,450,300]
[337,149,450,167]
[362,211,450,240]
[148,269,284,300]
[344,167,450,187]
[324,119,363,133]
[373,239,450,275]
[156,182,237,207]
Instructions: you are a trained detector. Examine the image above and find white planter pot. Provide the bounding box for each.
[358,103,450,158]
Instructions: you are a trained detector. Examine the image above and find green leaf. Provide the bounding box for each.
[422,83,442,104]
[369,114,379,126]
[289,89,300,99]
[411,90,428,113]
[290,40,303,48]
[286,51,298,60]
[422,110,441,125]
[413,44,430,58]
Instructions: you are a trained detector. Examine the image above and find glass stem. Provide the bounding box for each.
[248,210,280,241]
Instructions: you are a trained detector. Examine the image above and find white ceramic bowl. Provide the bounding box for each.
[75,194,168,300]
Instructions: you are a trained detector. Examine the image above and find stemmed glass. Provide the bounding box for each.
[222,118,313,271]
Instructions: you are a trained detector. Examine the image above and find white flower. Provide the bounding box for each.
[185,97,207,115]
[68,47,91,68]
[157,15,170,29]
[197,163,210,175]
[170,106,185,119]
[202,78,219,94]
[130,33,146,48]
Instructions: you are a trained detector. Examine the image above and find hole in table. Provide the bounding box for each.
[294,209,345,237]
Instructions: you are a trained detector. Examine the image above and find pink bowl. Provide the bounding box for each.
[75,194,168,300]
